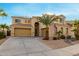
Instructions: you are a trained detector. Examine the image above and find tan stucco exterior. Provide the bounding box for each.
[11,14,74,37]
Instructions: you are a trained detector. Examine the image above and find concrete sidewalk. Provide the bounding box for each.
[52,44,79,56]
[0,37,78,56]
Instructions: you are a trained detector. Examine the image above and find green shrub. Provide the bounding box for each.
[66,35,71,39]
[75,34,79,40]
[0,32,6,39]
[60,35,65,39]
[53,37,58,40]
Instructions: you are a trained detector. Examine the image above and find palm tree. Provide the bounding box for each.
[0,24,10,37]
[38,14,56,40]
[73,20,79,40]
[0,9,8,24]
[6,25,10,30]
[0,9,7,16]
[0,24,8,32]
[38,14,65,40]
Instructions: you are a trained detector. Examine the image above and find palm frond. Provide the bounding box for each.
[0,9,3,12]
[38,15,55,26]
[0,9,8,17]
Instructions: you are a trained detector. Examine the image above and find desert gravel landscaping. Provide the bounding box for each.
[40,39,79,49]
[0,39,6,45]
[0,37,9,45]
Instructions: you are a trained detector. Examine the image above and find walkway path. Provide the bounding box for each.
[0,37,78,56]
[50,44,79,56]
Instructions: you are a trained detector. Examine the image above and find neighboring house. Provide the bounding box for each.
[11,14,74,37]
[65,21,75,37]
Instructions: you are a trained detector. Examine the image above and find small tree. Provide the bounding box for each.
[56,30,62,39]
[0,24,8,32]
[6,25,10,30]
[38,14,55,40]
[73,20,79,40]
[0,9,8,24]
[0,9,7,16]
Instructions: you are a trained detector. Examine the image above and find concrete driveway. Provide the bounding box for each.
[0,37,54,56]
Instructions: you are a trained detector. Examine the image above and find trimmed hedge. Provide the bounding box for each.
[0,32,6,39]
[66,35,71,39]
[53,37,58,40]
[60,35,65,39]
[75,34,79,40]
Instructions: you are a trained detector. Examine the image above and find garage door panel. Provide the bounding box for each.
[14,28,31,36]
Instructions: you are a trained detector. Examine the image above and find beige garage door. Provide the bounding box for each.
[14,28,31,36]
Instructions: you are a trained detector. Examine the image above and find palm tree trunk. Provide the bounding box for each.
[43,26,49,40]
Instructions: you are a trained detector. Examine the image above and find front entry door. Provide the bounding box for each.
[35,22,39,36]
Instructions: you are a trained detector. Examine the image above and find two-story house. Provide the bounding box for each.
[11,14,73,37]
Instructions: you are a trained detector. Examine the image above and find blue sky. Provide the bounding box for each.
[0,3,79,25]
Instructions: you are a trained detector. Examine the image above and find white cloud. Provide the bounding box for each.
[43,12,55,15]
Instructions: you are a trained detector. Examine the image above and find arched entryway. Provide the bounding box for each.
[7,30,11,36]
[34,22,39,36]
[54,24,57,35]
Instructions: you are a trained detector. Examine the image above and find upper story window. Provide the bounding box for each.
[60,19,63,23]
[15,19,21,23]
[28,20,31,23]
[25,20,27,23]
[25,20,31,23]
[54,19,59,23]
